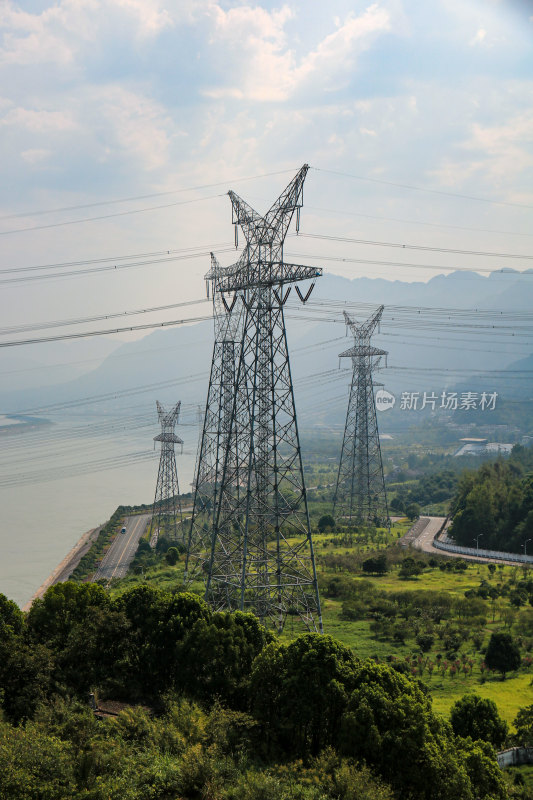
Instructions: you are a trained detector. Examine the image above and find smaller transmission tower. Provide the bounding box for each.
[186,254,244,577]
[333,307,389,527]
[149,401,184,545]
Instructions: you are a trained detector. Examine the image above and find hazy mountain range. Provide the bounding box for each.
[1,269,531,431]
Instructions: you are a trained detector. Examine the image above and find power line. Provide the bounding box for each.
[0,168,297,222]
[0,241,232,276]
[0,313,212,348]
[312,166,533,210]
[0,297,209,337]
[298,233,533,262]
[287,249,533,277]
[304,203,533,240]
[0,193,224,237]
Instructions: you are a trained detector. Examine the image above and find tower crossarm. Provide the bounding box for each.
[154,432,183,444]
[217,261,321,292]
[339,345,387,358]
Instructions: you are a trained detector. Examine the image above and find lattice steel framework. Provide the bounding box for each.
[202,165,324,633]
[186,254,244,575]
[149,401,184,544]
[333,307,390,527]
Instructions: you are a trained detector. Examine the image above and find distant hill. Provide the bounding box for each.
[1,269,531,432]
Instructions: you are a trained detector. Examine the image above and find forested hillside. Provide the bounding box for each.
[0,582,516,800]
[450,446,533,553]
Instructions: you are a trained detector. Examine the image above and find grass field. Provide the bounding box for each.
[315,551,533,728]
[116,516,533,730]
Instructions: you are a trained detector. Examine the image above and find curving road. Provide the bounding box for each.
[412,516,528,566]
[411,516,447,555]
[93,513,151,582]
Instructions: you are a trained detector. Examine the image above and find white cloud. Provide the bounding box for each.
[430,104,533,201]
[0,0,176,66]
[203,3,391,102]
[1,107,77,132]
[111,0,173,37]
[469,27,486,46]
[94,86,175,171]
[21,148,51,164]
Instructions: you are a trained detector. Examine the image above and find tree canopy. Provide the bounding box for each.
[450,694,508,748]
[0,586,509,800]
[450,460,533,553]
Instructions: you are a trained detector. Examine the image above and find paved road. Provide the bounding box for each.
[412,516,529,566]
[411,516,447,555]
[93,513,151,582]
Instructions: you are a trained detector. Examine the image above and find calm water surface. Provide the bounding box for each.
[0,415,197,607]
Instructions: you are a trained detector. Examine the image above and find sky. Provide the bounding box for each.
[1,0,533,363]
[1,0,533,605]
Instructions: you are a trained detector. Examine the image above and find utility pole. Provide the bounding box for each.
[149,401,183,546]
[333,307,389,528]
[201,165,323,633]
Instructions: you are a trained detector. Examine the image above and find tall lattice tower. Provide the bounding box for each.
[149,401,184,545]
[203,165,323,633]
[186,254,244,575]
[333,307,389,527]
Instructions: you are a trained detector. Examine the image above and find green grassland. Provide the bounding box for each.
[113,509,533,730]
[315,552,533,727]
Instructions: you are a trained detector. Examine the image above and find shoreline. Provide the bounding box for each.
[22,525,101,612]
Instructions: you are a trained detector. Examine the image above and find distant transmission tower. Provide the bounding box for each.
[149,401,183,545]
[202,164,324,633]
[333,307,389,527]
[186,254,244,575]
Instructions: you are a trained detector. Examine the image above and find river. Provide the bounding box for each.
[0,414,198,608]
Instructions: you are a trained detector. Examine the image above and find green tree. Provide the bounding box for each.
[513,704,533,746]
[399,556,424,579]
[416,632,434,652]
[27,582,109,650]
[362,554,388,575]
[250,633,359,758]
[0,721,76,799]
[457,738,507,799]
[318,514,335,532]
[338,661,476,800]
[485,632,521,678]
[179,611,272,708]
[450,694,508,748]
[405,502,421,520]
[0,641,53,723]
[165,547,180,565]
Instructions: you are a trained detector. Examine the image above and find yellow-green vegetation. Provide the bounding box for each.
[0,585,516,800]
[315,549,533,728]
[430,673,533,726]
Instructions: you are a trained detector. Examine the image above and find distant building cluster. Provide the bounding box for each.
[454,438,514,458]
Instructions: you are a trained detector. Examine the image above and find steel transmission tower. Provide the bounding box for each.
[186,254,244,573]
[202,164,324,633]
[149,401,184,545]
[333,307,390,527]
